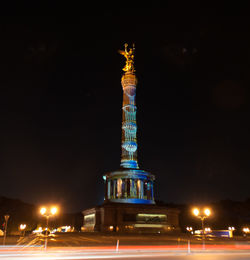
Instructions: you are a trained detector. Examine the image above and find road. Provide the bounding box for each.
[1,247,250,260]
[2,233,250,259]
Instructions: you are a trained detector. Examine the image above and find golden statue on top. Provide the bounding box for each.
[119,43,135,73]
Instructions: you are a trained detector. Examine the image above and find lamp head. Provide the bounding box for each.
[40,207,46,215]
[50,207,58,215]
[193,208,200,216]
[204,208,211,217]
[20,224,26,230]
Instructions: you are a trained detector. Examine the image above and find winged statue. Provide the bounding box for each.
[118,43,135,73]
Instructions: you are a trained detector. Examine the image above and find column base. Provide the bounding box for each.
[104,169,155,205]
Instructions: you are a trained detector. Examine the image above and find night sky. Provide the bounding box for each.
[1,3,250,213]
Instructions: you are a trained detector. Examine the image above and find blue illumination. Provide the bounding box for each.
[120,160,138,169]
[109,198,155,204]
[122,141,137,152]
[120,74,139,170]
[103,45,155,205]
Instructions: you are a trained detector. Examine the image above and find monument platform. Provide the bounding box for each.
[82,202,180,233]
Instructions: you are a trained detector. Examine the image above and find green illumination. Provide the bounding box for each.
[137,214,167,218]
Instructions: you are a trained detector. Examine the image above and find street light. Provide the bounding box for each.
[192,207,211,249]
[186,226,193,232]
[186,226,193,234]
[19,224,26,237]
[40,207,47,215]
[3,215,10,246]
[204,227,211,232]
[193,208,200,217]
[243,227,250,236]
[40,206,58,250]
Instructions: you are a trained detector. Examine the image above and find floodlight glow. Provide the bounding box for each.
[204,208,211,217]
[186,226,193,231]
[50,207,57,215]
[40,207,46,215]
[193,208,200,216]
[20,224,26,230]
[243,227,250,233]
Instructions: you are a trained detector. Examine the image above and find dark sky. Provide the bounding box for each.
[1,3,250,213]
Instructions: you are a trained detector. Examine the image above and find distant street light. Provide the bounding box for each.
[186,226,193,231]
[243,227,250,236]
[40,206,58,250]
[204,227,211,232]
[3,215,10,246]
[19,224,26,237]
[192,207,211,249]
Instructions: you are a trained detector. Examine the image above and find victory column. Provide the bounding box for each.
[103,44,155,204]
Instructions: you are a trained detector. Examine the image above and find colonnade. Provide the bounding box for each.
[105,178,154,201]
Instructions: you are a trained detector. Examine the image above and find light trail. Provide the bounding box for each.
[2,251,250,260]
[1,247,250,260]
[2,245,250,260]
[0,249,184,260]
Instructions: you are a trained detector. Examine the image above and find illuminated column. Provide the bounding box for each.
[117,178,122,198]
[140,180,144,199]
[113,180,117,198]
[120,72,139,169]
[130,179,136,198]
[107,181,111,199]
[124,179,127,198]
[103,44,155,205]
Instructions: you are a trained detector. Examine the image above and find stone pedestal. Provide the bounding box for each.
[82,203,180,233]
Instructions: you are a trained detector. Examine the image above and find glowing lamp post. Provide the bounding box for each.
[243,227,250,237]
[186,226,193,234]
[192,207,211,249]
[3,215,10,246]
[40,206,58,250]
[19,224,26,237]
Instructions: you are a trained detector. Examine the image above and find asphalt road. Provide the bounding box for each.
[2,233,250,259]
[3,233,250,248]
